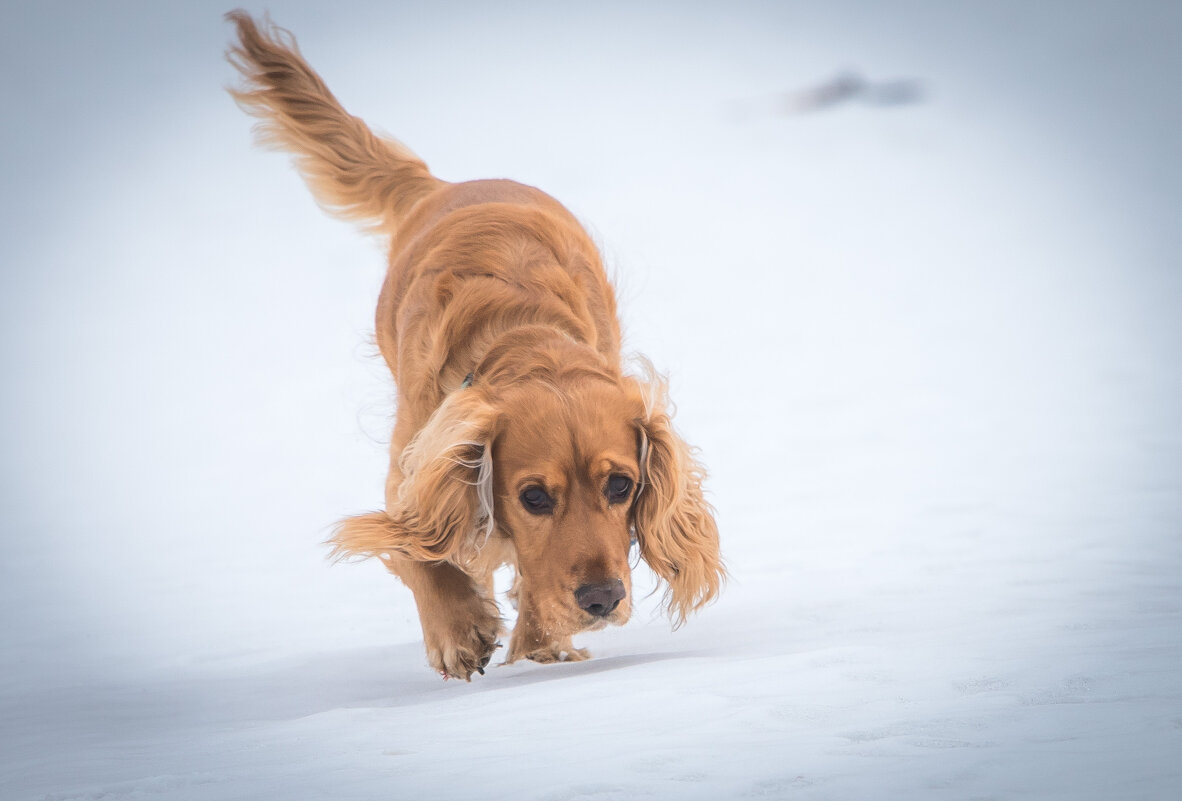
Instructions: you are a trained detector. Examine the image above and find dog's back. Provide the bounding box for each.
[226,12,619,410]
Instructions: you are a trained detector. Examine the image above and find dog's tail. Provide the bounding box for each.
[225,10,441,235]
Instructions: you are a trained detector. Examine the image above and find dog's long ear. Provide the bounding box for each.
[331,390,498,564]
[629,371,724,625]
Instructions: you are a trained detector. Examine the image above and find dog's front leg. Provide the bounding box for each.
[506,593,590,665]
[385,557,501,680]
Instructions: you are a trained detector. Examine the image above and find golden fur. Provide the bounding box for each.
[226,11,723,679]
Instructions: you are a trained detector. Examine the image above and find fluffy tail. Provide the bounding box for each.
[225,10,442,234]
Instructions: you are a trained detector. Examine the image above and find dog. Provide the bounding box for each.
[226,11,723,680]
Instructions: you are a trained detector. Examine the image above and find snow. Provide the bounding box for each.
[2,1,1180,799]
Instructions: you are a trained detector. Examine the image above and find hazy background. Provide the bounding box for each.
[1,1,1179,797]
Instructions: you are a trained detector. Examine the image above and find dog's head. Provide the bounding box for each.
[368,337,723,638]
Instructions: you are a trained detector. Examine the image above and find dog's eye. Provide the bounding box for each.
[520,486,555,515]
[606,475,633,504]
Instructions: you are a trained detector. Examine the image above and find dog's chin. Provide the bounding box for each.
[578,606,631,632]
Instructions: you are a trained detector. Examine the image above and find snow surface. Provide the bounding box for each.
[2,1,1180,799]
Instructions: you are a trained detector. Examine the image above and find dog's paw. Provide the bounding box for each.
[422,595,502,681]
[431,634,500,681]
[509,638,591,665]
[560,646,591,662]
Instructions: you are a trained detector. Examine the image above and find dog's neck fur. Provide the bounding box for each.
[466,324,619,393]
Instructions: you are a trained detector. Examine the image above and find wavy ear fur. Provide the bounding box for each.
[331,390,497,564]
[631,371,724,625]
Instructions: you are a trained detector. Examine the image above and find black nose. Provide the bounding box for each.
[575,580,626,617]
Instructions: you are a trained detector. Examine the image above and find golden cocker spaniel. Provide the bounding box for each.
[227,11,723,680]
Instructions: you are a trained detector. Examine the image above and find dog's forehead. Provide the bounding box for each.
[496,380,639,472]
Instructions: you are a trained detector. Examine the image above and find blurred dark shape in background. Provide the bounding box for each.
[782,70,925,113]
